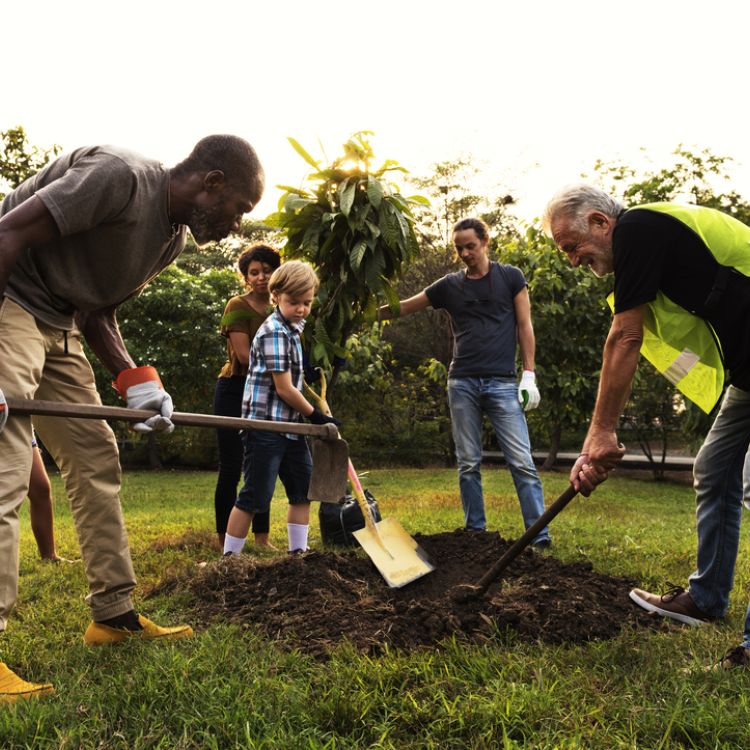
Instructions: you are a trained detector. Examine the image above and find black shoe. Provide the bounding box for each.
[713,646,750,671]
[531,539,551,550]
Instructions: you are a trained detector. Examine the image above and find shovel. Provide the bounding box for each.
[451,484,578,602]
[303,375,435,588]
[6,397,349,502]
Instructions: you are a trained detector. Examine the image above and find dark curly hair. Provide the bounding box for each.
[453,217,490,242]
[238,244,281,279]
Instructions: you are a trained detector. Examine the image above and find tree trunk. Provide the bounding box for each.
[146,433,162,470]
[541,423,562,471]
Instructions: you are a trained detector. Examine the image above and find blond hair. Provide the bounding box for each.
[269,260,319,299]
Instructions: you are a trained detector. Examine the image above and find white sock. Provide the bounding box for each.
[287,523,309,552]
[223,533,247,555]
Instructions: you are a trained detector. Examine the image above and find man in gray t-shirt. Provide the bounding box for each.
[0,135,263,700]
[379,217,549,543]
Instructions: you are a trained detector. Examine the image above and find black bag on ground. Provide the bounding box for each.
[319,490,382,547]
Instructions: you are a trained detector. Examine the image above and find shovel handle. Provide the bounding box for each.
[474,484,578,595]
[347,460,377,533]
[6,398,340,440]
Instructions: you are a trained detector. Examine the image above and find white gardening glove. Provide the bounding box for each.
[0,387,7,434]
[115,366,174,434]
[518,370,540,412]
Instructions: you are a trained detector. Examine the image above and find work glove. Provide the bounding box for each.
[518,370,540,412]
[115,366,174,434]
[302,353,321,385]
[308,408,341,427]
[0,387,7,434]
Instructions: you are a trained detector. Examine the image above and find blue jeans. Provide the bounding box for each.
[685,386,750,646]
[236,431,312,515]
[447,377,549,542]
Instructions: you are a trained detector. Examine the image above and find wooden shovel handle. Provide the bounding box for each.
[474,484,578,595]
[6,398,340,440]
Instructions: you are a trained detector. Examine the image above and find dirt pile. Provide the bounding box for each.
[159,530,662,658]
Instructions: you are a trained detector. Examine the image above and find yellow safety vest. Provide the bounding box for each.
[607,203,750,413]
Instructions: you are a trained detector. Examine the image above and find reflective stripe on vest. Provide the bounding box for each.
[608,203,750,413]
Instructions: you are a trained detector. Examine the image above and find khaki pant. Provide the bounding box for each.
[0,298,136,629]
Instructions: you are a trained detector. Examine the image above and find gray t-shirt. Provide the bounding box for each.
[424,262,526,378]
[1,145,186,330]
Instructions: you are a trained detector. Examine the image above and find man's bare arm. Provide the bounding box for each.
[76,307,136,377]
[587,306,645,440]
[513,287,536,371]
[570,305,645,494]
[0,196,60,296]
[377,291,431,321]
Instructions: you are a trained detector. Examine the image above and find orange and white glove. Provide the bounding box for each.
[518,370,540,411]
[0,387,7,434]
[115,366,174,434]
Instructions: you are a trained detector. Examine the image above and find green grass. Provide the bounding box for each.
[3,467,750,749]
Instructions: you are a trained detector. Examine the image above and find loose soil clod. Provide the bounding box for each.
[155,529,665,658]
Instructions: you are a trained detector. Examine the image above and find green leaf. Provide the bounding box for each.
[379,205,401,250]
[366,176,384,208]
[349,240,367,271]
[263,211,284,228]
[312,342,328,365]
[380,279,400,309]
[407,194,431,207]
[302,224,320,256]
[276,185,311,197]
[375,159,408,176]
[339,178,356,217]
[288,137,320,171]
[364,253,386,289]
[284,194,313,213]
[319,231,337,257]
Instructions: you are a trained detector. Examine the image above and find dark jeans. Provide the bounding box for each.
[236,431,312,514]
[213,377,269,535]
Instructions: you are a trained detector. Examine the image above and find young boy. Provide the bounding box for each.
[223,261,338,555]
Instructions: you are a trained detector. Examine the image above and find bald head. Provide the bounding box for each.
[173,134,265,207]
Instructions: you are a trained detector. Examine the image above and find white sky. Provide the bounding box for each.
[4,0,750,222]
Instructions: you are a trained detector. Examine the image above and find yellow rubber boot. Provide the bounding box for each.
[83,615,193,646]
[0,663,54,703]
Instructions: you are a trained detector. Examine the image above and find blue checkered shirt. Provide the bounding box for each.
[242,308,306,440]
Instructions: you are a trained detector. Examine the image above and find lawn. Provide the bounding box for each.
[2,466,750,749]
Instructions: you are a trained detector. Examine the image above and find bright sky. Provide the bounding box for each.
[4,0,750,222]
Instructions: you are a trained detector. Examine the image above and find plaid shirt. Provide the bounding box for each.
[242,308,306,440]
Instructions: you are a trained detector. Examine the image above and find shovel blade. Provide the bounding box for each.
[308,437,349,502]
[353,517,435,588]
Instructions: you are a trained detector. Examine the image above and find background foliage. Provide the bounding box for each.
[4,126,748,468]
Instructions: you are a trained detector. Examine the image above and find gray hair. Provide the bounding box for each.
[542,184,624,235]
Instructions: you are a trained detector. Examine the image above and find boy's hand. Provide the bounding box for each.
[309,408,341,427]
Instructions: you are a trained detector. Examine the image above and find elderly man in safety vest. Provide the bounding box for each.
[544,184,750,670]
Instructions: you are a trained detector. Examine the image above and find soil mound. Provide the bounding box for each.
[160,530,662,658]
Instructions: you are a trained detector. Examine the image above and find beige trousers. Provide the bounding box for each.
[0,298,136,628]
